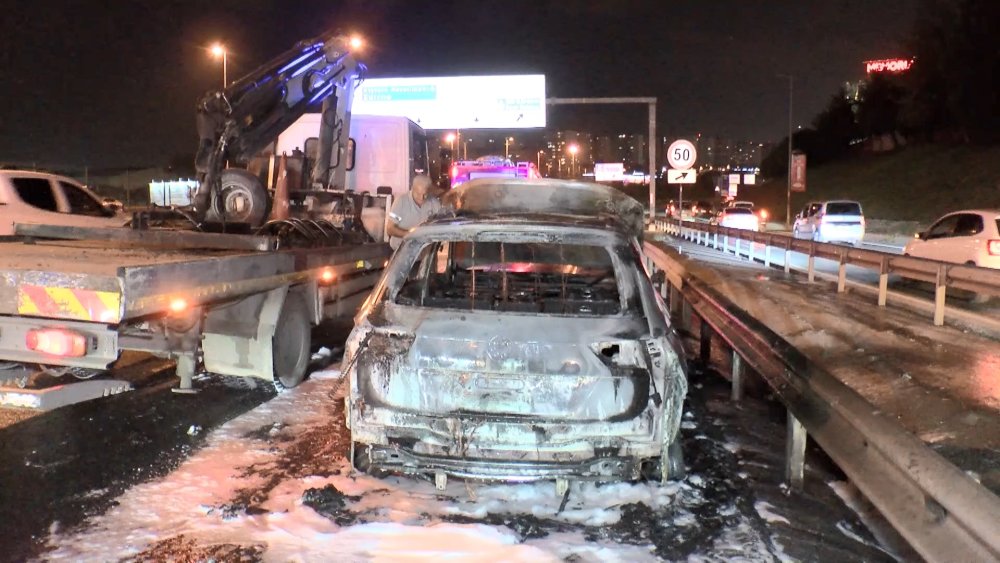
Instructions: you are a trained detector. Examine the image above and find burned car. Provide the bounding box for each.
[344,180,687,486]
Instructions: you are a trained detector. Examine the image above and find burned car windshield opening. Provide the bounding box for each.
[394,240,623,315]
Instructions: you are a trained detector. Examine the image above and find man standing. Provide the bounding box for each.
[386,174,442,250]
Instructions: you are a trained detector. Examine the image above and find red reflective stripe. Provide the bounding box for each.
[20,285,62,317]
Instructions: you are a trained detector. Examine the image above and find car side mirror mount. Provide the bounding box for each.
[915,231,926,240]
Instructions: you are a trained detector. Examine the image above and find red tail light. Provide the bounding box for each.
[450,165,458,179]
[25,328,88,357]
[988,240,1000,256]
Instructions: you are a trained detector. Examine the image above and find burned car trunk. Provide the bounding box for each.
[344,180,687,484]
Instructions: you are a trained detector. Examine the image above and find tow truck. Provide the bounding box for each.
[0,27,424,407]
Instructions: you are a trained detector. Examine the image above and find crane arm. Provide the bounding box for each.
[192,29,364,223]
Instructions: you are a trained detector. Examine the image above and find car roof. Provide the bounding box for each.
[441,178,645,239]
[937,209,1000,218]
[821,200,862,205]
[0,169,80,184]
[418,213,632,242]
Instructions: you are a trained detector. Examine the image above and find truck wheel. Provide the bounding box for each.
[209,169,269,228]
[273,294,311,389]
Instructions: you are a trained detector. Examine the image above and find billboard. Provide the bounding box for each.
[149,179,198,206]
[864,58,913,74]
[594,162,625,182]
[353,75,546,130]
[791,153,807,192]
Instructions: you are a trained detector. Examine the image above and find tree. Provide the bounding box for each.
[901,0,1000,143]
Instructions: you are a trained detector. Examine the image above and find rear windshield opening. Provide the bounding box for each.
[826,202,862,215]
[395,241,621,315]
[726,208,753,215]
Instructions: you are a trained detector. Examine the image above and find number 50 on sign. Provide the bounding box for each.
[667,139,697,170]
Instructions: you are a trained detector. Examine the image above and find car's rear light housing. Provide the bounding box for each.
[988,240,1000,256]
[25,328,88,357]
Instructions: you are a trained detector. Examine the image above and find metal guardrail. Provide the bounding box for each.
[642,240,1000,562]
[652,218,1000,328]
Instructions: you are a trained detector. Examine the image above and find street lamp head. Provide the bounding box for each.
[349,35,364,50]
[210,43,226,58]
[444,132,456,143]
[567,144,579,155]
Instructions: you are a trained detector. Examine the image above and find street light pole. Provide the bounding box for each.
[211,43,228,88]
[779,74,793,225]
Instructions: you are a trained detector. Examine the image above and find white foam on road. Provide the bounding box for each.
[43,370,778,562]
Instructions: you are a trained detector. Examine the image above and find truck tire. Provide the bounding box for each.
[207,169,269,228]
[273,294,311,389]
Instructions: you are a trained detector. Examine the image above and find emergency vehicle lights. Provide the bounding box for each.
[25,328,88,357]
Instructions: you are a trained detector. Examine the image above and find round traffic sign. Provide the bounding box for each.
[667,139,697,170]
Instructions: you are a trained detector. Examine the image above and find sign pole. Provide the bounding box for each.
[783,75,794,226]
[648,100,656,218]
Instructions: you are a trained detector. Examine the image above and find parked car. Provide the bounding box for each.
[345,179,689,485]
[793,200,865,245]
[716,206,760,231]
[101,197,124,211]
[904,209,1000,269]
[728,200,755,210]
[0,170,126,236]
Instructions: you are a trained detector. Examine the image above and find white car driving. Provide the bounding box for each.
[904,209,1000,269]
[716,207,760,231]
[0,170,126,236]
[793,200,865,245]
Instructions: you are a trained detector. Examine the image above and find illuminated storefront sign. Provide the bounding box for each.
[864,58,913,74]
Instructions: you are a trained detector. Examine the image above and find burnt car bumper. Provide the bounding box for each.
[349,403,671,481]
[358,443,644,481]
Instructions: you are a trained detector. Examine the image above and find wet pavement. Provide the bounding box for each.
[40,358,900,561]
[0,318,906,560]
[665,236,1000,495]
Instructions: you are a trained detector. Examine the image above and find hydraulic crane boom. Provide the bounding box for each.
[193,30,364,227]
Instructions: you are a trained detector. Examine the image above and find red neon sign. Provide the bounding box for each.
[865,58,913,74]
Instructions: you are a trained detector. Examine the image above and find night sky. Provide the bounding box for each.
[0,0,918,169]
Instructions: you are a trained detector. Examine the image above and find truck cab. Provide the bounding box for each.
[273,113,428,241]
[275,114,428,197]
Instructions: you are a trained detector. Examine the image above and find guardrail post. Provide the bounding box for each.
[786,412,807,489]
[934,264,947,326]
[807,245,816,282]
[837,250,848,293]
[669,285,682,318]
[731,351,744,401]
[699,321,712,364]
[878,256,889,307]
[784,240,792,274]
[713,231,719,249]
[681,298,692,331]
[723,234,729,254]
[748,236,756,263]
[764,243,772,268]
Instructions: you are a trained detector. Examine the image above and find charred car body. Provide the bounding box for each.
[344,180,688,484]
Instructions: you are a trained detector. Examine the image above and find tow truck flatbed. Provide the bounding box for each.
[0,224,389,394]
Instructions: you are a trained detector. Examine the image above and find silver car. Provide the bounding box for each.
[344,180,688,485]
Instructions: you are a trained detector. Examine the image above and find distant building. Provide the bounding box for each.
[591,133,647,171]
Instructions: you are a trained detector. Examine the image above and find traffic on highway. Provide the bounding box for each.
[1,2,998,561]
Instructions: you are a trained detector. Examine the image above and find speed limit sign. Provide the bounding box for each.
[667,139,697,170]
